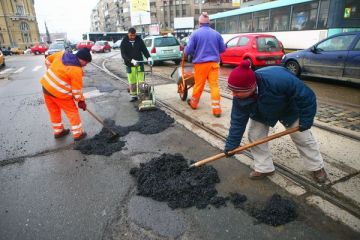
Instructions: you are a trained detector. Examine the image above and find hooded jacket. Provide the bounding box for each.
[120,35,150,67]
[40,51,85,101]
[184,24,225,63]
[225,66,317,151]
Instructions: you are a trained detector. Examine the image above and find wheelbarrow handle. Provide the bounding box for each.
[190,126,300,168]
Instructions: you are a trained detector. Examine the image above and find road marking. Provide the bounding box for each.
[0,68,13,74]
[32,66,43,72]
[83,89,106,99]
[14,67,25,73]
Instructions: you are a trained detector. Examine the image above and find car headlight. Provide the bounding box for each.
[281,55,286,60]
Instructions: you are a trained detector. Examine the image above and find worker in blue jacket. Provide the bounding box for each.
[224,60,327,183]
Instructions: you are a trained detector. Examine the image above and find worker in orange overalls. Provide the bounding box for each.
[184,12,226,117]
[40,48,92,141]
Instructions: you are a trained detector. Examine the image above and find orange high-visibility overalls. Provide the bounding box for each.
[188,62,221,116]
[40,51,85,139]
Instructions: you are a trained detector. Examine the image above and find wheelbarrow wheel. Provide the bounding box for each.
[178,81,188,101]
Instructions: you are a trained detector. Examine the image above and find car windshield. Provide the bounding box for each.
[49,43,65,50]
[256,37,281,52]
[154,37,179,47]
[95,41,105,46]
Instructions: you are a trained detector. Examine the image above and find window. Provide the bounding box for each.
[154,37,179,47]
[226,37,239,48]
[318,0,330,29]
[253,10,269,32]
[256,37,281,52]
[182,9,186,15]
[20,22,29,32]
[317,35,356,51]
[239,13,252,32]
[239,37,250,46]
[144,39,152,47]
[354,39,360,50]
[216,18,226,34]
[226,16,239,34]
[16,5,25,15]
[344,0,360,19]
[270,7,290,31]
[291,2,318,30]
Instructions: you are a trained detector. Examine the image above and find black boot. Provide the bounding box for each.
[54,129,70,139]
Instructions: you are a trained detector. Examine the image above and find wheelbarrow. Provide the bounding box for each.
[170,55,195,101]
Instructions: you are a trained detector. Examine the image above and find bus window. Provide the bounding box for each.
[270,7,290,31]
[226,16,239,34]
[317,0,330,29]
[216,19,226,34]
[344,0,360,19]
[239,13,252,33]
[253,10,269,32]
[291,2,318,30]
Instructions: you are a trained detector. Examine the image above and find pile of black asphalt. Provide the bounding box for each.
[130,154,298,226]
[248,194,298,226]
[75,109,174,156]
[130,153,228,209]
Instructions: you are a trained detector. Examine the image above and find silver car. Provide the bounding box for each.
[143,35,182,65]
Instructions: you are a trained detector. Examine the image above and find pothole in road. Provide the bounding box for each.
[74,109,174,156]
[130,153,298,226]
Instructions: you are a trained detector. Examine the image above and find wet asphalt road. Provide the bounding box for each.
[0,54,359,240]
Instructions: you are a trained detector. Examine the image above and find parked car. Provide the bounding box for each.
[220,33,284,68]
[180,36,191,62]
[44,42,67,58]
[10,47,24,55]
[1,47,12,56]
[112,39,122,49]
[30,43,48,55]
[107,41,114,48]
[76,40,94,50]
[91,41,111,53]
[143,35,182,65]
[0,50,5,67]
[281,31,360,84]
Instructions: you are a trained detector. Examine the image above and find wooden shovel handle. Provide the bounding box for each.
[86,108,118,136]
[190,126,299,168]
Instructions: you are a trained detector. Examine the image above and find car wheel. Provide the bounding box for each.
[35,51,40,55]
[244,58,255,70]
[285,60,301,76]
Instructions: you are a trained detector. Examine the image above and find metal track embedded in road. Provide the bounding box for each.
[92,59,360,220]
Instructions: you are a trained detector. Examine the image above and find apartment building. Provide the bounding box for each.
[0,0,40,49]
[90,0,240,34]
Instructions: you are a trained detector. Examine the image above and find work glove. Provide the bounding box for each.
[131,59,138,66]
[78,101,87,111]
[147,57,153,66]
[224,148,235,157]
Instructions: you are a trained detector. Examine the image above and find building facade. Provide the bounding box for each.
[0,0,40,49]
[90,0,240,35]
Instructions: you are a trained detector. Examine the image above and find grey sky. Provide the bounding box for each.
[34,0,98,42]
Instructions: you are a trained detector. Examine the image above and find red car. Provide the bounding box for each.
[30,43,48,55]
[76,40,94,50]
[220,34,284,68]
[91,41,111,53]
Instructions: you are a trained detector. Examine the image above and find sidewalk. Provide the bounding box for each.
[155,83,360,232]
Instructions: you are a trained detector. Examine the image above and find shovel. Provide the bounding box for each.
[86,108,120,142]
[189,126,299,168]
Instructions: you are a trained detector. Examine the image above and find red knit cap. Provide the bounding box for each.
[227,60,256,92]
